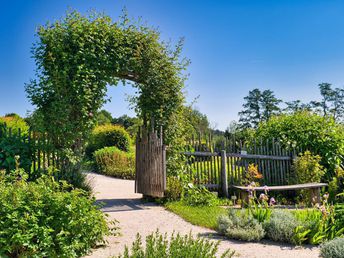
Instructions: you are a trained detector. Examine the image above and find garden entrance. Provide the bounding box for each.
[135,128,166,197]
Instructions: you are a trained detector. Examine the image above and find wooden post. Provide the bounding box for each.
[221,150,229,198]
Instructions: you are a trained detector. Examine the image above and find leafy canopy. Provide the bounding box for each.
[26,10,188,173]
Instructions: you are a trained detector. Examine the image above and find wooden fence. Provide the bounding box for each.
[184,137,301,197]
[0,127,60,173]
[135,128,166,197]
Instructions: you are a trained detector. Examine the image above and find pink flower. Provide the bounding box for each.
[269,197,276,206]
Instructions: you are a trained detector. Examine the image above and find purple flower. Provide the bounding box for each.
[269,197,276,206]
[263,185,269,194]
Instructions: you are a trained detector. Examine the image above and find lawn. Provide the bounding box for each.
[165,201,227,230]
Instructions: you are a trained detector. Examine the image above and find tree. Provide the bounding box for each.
[311,83,344,122]
[239,89,281,128]
[183,106,210,136]
[96,110,113,125]
[284,100,312,113]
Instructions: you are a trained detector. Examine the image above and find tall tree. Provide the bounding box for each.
[239,88,281,128]
[284,100,312,113]
[311,83,344,121]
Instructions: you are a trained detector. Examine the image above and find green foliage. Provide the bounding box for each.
[94,146,135,179]
[26,10,188,177]
[0,172,113,258]
[0,115,29,135]
[292,151,325,183]
[263,210,300,244]
[88,124,131,156]
[0,133,32,173]
[218,209,265,241]
[239,88,281,128]
[165,176,183,201]
[183,183,218,207]
[96,110,113,125]
[311,83,344,122]
[118,231,235,258]
[112,115,142,136]
[254,111,344,178]
[320,238,344,258]
[165,201,227,230]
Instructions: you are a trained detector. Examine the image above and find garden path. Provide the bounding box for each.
[84,173,319,258]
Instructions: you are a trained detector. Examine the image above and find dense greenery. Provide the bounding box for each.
[292,151,325,184]
[87,124,132,155]
[0,134,32,173]
[0,114,29,135]
[320,238,344,258]
[26,10,188,176]
[254,111,344,178]
[0,170,112,258]
[94,146,135,179]
[118,231,235,258]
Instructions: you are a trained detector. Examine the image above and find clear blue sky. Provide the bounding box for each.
[1,0,344,130]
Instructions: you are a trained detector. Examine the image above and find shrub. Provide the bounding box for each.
[87,124,131,156]
[0,114,29,135]
[183,183,218,207]
[218,209,265,241]
[254,112,344,180]
[0,134,32,172]
[264,210,300,244]
[94,147,135,179]
[320,238,344,258]
[165,176,183,201]
[292,151,325,184]
[0,172,112,258]
[118,231,235,258]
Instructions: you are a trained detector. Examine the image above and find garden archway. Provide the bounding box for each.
[26,10,188,173]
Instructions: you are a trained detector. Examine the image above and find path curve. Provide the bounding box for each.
[84,173,319,258]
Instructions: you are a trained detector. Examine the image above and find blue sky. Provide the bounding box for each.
[1,1,344,130]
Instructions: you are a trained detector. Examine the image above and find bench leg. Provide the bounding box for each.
[240,191,249,207]
[310,188,321,205]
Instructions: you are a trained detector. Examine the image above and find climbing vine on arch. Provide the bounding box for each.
[26,10,189,174]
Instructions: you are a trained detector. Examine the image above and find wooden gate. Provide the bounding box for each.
[135,129,166,197]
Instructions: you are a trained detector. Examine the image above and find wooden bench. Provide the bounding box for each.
[232,183,328,207]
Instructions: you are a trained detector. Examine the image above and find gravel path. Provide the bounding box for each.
[84,173,319,258]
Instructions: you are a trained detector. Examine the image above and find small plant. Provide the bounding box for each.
[218,209,265,241]
[320,238,344,258]
[165,176,183,201]
[118,231,235,258]
[292,151,325,184]
[183,183,218,206]
[243,163,263,186]
[263,210,300,244]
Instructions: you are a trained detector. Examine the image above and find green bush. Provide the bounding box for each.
[87,124,131,156]
[118,231,235,258]
[0,172,112,258]
[0,114,29,135]
[183,183,218,207]
[0,134,32,172]
[218,209,265,241]
[264,210,300,244]
[254,111,344,179]
[94,146,135,179]
[320,238,344,258]
[292,151,325,184]
[165,176,183,201]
